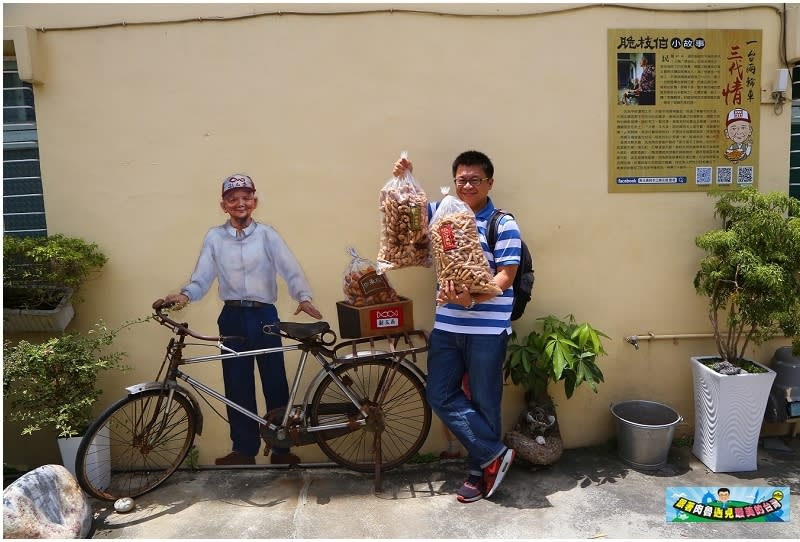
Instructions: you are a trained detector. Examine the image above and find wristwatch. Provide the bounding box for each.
[466,296,477,310]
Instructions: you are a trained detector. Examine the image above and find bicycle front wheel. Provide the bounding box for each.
[76,389,197,500]
[310,360,431,472]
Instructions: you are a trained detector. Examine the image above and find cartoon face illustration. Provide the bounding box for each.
[725,119,752,144]
[723,108,753,162]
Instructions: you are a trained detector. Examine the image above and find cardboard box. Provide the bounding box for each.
[336,297,414,338]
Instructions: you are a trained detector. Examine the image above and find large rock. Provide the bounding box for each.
[3,464,92,538]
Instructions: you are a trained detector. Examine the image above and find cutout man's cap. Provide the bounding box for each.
[222,174,256,195]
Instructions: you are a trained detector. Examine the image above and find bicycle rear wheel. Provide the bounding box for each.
[76,389,197,500]
[310,360,431,472]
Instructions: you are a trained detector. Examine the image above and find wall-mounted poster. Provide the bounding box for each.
[608,29,762,193]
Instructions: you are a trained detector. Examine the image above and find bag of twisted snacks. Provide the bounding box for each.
[343,247,400,307]
[376,151,432,273]
[429,190,502,296]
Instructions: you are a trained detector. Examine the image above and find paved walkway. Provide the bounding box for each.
[89,437,798,539]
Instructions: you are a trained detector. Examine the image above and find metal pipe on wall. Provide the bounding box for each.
[624,332,715,350]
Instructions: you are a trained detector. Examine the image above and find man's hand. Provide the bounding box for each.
[392,157,413,177]
[295,300,322,320]
[436,280,471,307]
[163,292,189,310]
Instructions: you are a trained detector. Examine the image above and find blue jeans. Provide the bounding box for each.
[426,328,509,473]
[217,304,290,457]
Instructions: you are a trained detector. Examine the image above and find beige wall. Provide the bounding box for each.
[3,3,796,469]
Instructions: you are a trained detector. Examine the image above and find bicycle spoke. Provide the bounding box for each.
[75,390,196,500]
[311,360,430,472]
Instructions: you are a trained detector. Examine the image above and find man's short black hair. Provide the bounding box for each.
[452,150,494,178]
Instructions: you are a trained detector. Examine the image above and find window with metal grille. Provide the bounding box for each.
[3,58,46,237]
[792,63,800,201]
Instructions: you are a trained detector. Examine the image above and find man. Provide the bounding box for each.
[163,173,322,465]
[637,54,656,105]
[392,151,519,503]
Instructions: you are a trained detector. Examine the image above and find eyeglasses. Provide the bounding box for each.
[453,177,489,187]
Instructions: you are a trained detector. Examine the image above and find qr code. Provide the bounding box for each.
[737,166,754,185]
[717,166,733,185]
[695,167,712,185]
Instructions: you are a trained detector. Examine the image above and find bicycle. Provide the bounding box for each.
[75,299,432,501]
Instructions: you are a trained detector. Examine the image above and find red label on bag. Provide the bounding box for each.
[369,305,404,330]
[439,223,457,251]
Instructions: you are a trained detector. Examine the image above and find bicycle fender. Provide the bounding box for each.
[302,358,427,406]
[124,381,204,435]
[399,359,427,385]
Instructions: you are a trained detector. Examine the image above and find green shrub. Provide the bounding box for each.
[3,234,107,309]
[3,321,127,438]
[504,314,609,400]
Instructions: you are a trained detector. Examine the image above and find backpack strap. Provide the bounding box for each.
[487,208,513,250]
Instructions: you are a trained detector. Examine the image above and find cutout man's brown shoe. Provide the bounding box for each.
[215,451,256,465]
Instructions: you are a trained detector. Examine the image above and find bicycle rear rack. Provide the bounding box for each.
[333,329,428,364]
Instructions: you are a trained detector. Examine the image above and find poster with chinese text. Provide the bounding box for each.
[608,29,762,193]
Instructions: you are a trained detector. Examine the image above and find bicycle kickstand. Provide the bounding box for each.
[374,428,383,494]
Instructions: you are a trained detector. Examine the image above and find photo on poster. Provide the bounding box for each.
[616,52,656,106]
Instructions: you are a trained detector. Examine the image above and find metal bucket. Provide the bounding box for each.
[610,400,682,470]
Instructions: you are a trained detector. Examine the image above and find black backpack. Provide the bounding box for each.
[487,209,534,321]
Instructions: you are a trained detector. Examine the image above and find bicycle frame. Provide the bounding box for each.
[175,342,373,439]
[73,301,431,501]
[132,307,428,450]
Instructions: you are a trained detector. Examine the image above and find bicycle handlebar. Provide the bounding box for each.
[151,298,336,346]
[152,298,226,342]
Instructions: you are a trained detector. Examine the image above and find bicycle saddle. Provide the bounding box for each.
[266,321,331,341]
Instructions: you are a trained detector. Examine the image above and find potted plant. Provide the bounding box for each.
[691,187,800,472]
[503,314,609,465]
[2,321,128,478]
[3,234,108,332]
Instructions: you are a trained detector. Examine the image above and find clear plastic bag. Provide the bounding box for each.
[342,247,400,307]
[376,151,431,273]
[429,188,502,295]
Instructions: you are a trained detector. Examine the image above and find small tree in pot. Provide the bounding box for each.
[690,187,800,472]
[693,187,800,370]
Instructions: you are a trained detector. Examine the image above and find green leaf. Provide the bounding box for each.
[507,314,609,398]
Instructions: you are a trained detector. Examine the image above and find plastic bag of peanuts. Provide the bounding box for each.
[429,189,502,296]
[376,151,432,273]
[343,247,401,307]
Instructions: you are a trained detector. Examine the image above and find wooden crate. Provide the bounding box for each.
[335,297,413,338]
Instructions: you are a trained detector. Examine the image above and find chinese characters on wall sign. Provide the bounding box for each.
[608,29,762,192]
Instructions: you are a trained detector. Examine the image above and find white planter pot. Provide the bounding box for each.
[3,288,75,332]
[58,426,110,491]
[57,436,82,479]
[690,355,776,472]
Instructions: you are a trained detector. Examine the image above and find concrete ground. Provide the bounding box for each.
[88,436,798,539]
